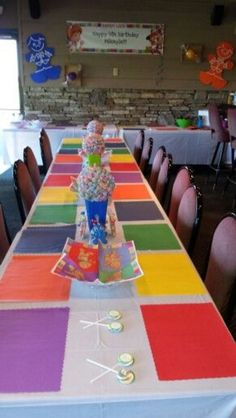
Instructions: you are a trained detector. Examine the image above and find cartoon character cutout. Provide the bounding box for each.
[67,24,84,53]
[25,33,61,83]
[146,26,164,55]
[199,41,234,89]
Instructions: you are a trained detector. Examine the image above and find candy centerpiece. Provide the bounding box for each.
[81,132,105,166]
[81,119,105,167]
[77,165,115,243]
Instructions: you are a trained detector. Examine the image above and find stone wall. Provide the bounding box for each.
[24,86,229,125]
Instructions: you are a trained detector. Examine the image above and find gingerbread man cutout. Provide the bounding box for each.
[199,41,234,89]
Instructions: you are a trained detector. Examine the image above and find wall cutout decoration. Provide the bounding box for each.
[199,41,234,89]
[181,44,203,63]
[66,22,164,55]
[25,33,61,83]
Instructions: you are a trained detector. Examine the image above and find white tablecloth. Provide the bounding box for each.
[122,127,225,165]
[0,124,119,165]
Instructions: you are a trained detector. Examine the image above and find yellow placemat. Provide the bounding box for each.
[38,187,77,204]
[109,154,135,163]
[135,252,206,296]
[62,138,83,144]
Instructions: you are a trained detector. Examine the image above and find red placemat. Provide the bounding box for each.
[141,303,236,380]
[44,174,74,187]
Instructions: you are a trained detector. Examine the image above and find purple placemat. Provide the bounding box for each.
[114,201,164,221]
[112,172,143,183]
[51,163,82,174]
[58,149,79,155]
[14,225,76,254]
[0,307,69,392]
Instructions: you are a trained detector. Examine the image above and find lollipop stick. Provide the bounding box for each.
[82,316,108,329]
[90,363,118,383]
[80,320,108,328]
[86,358,118,374]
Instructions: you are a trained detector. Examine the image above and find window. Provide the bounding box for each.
[0,38,20,122]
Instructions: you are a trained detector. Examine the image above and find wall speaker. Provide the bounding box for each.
[211,5,224,26]
[29,0,41,19]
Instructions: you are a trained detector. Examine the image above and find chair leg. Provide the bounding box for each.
[207,142,220,184]
[211,142,220,166]
[213,143,226,190]
[231,148,235,172]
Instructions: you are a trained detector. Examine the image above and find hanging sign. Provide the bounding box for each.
[66,22,164,55]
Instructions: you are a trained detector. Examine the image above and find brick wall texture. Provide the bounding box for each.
[24,87,229,125]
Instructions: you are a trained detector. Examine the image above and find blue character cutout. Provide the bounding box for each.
[25,33,61,83]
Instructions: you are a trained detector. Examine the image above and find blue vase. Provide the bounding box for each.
[85,199,108,230]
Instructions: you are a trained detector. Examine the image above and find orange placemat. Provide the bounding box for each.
[112,184,151,200]
[54,154,82,164]
[0,255,71,301]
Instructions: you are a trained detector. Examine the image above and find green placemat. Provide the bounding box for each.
[111,149,130,154]
[123,224,181,250]
[30,205,77,225]
[61,144,82,149]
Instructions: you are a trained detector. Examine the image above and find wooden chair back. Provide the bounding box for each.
[23,146,41,194]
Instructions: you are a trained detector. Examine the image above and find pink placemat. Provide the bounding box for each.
[141,303,236,380]
[0,307,69,392]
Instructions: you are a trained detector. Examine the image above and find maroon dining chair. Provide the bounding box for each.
[175,184,203,255]
[167,166,194,227]
[13,159,36,223]
[0,203,11,264]
[139,137,153,175]
[40,128,53,174]
[155,154,172,205]
[133,129,145,165]
[23,146,42,194]
[204,212,236,324]
[148,145,166,191]
[208,103,230,189]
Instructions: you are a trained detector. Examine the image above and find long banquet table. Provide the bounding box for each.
[0,134,236,418]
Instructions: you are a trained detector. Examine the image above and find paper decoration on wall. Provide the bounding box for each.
[181,44,203,63]
[199,41,234,89]
[64,63,82,86]
[66,21,164,55]
[25,33,61,83]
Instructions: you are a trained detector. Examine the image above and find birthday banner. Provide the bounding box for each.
[66,22,164,55]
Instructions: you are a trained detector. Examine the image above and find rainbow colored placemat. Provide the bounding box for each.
[14,225,76,254]
[113,184,151,200]
[38,187,77,204]
[0,255,71,301]
[141,303,236,380]
[123,224,181,250]
[0,308,69,392]
[135,252,206,295]
[30,204,77,225]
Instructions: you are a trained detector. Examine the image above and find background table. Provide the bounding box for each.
[122,127,224,165]
[0,123,119,165]
[0,135,235,418]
